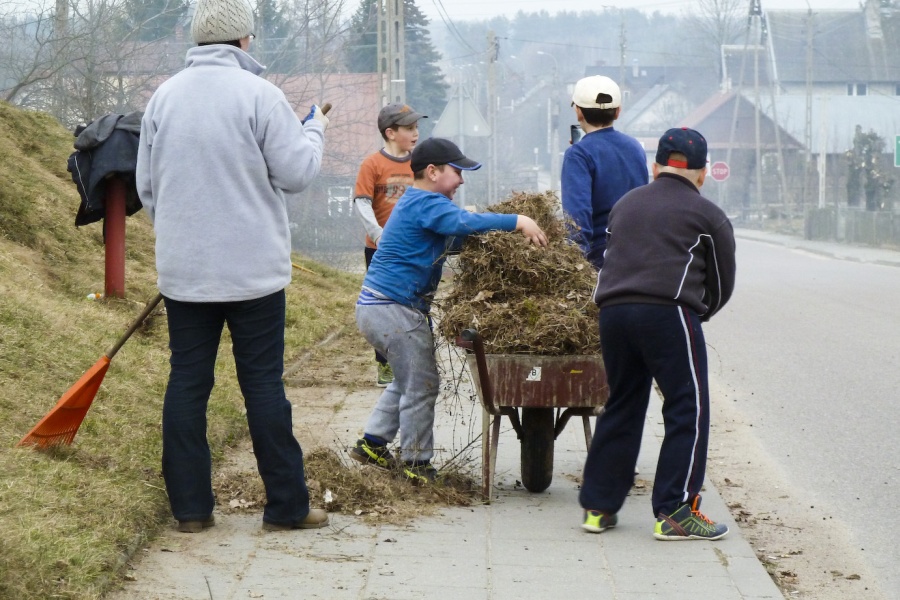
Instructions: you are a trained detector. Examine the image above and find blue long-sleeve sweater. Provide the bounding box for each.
[560,127,648,269]
[362,187,517,312]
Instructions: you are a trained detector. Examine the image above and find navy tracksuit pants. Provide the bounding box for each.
[579,303,710,518]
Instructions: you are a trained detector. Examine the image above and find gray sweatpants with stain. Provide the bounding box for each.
[355,302,440,463]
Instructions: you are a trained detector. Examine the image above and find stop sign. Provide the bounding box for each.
[710,161,730,182]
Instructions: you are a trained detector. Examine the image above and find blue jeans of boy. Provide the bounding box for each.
[162,290,311,526]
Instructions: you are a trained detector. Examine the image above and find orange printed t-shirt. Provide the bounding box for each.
[354,149,413,248]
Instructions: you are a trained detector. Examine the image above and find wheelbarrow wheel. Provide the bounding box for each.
[520,408,554,493]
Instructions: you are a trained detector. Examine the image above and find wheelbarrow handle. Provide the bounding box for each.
[458,328,495,412]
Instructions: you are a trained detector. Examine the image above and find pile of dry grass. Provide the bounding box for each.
[213,448,476,524]
[437,192,599,355]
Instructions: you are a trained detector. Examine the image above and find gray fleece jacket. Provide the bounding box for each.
[136,45,324,302]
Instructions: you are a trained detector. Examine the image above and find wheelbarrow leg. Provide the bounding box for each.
[481,410,503,504]
[582,415,593,450]
[481,406,491,502]
[481,406,502,504]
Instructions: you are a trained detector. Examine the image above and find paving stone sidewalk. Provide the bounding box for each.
[108,375,784,600]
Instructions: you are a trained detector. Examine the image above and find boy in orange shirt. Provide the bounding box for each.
[353,103,427,387]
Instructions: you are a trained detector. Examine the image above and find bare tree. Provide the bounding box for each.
[681,0,746,80]
[0,1,87,105]
[1,0,188,127]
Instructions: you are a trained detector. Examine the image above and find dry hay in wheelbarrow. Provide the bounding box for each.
[436,191,599,355]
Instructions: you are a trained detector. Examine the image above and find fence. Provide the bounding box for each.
[806,207,900,248]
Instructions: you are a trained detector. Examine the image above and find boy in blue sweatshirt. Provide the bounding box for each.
[561,75,648,270]
[351,138,548,482]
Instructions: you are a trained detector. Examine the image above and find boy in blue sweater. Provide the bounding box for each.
[351,138,548,482]
[561,75,648,270]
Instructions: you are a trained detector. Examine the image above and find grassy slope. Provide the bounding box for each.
[0,101,362,599]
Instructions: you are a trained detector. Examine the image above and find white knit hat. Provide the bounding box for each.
[191,0,254,44]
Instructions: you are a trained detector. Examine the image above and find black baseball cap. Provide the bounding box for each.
[410,138,482,173]
[656,127,708,170]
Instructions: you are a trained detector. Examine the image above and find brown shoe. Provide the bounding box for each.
[176,516,215,533]
[262,508,329,531]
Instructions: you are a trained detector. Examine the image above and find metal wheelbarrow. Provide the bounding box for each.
[455,329,608,503]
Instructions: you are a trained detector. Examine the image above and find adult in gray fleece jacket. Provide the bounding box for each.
[136,0,329,534]
[579,127,737,541]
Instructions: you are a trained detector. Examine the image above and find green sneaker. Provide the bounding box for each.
[376,362,394,387]
[401,461,438,484]
[654,496,729,541]
[582,510,617,533]
[350,438,396,470]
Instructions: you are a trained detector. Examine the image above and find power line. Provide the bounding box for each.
[430,0,480,55]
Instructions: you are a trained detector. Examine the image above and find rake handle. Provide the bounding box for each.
[104,293,164,359]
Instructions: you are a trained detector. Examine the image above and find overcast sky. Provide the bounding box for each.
[420,0,865,23]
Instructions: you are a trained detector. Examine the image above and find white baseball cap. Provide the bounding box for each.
[571,76,621,110]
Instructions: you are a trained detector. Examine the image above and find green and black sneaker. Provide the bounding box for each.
[350,438,396,470]
[376,363,394,387]
[401,461,438,485]
[582,510,618,533]
[653,495,729,541]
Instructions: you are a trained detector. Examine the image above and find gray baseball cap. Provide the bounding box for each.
[378,103,427,131]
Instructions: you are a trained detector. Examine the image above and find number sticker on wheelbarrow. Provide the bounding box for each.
[527,367,542,381]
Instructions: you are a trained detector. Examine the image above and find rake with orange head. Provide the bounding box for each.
[17,293,164,448]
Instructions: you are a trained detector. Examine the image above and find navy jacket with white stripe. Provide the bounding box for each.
[592,172,736,321]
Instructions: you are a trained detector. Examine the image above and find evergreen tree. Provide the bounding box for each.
[124,0,189,41]
[345,0,448,135]
[254,0,295,72]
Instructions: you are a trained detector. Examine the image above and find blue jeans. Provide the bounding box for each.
[579,303,710,518]
[162,290,311,526]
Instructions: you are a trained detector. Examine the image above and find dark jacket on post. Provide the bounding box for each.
[67,112,143,226]
[592,172,736,321]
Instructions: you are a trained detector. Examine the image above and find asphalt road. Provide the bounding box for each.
[704,236,900,594]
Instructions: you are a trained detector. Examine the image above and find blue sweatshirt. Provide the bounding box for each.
[560,127,648,269]
[362,187,517,312]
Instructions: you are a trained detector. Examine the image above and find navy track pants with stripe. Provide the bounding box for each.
[579,303,710,518]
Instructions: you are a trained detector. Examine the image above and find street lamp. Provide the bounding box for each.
[536,51,559,85]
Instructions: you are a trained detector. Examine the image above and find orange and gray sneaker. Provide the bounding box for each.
[653,495,729,541]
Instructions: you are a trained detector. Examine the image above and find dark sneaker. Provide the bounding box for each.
[376,362,394,387]
[177,516,215,533]
[654,496,729,541]
[263,508,329,531]
[350,438,396,470]
[401,461,438,484]
[582,510,617,533]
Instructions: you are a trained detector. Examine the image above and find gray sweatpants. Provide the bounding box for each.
[355,302,440,463]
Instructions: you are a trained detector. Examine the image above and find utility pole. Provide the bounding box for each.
[377,0,406,105]
[751,0,763,219]
[760,11,790,223]
[487,30,498,205]
[618,14,626,91]
[52,0,68,120]
[803,9,815,213]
